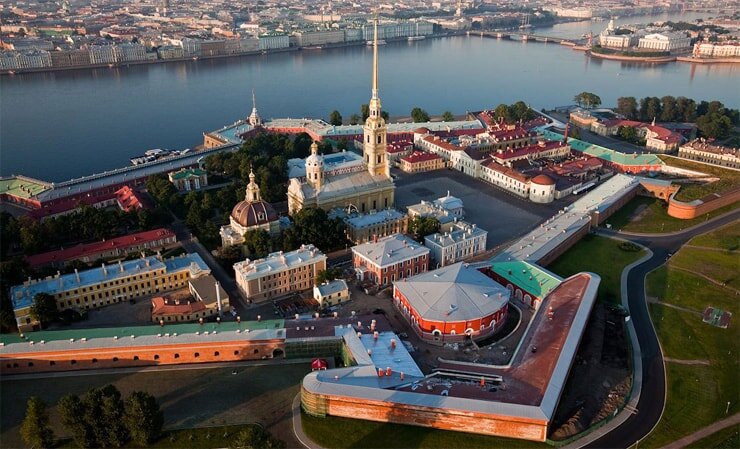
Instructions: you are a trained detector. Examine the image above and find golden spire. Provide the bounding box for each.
[372,14,379,100]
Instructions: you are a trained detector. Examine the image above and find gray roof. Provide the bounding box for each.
[394,263,509,323]
[315,279,348,297]
[189,274,228,305]
[297,170,394,202]
[352,234,429,268]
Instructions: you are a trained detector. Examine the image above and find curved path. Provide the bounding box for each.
[584,209,740,448]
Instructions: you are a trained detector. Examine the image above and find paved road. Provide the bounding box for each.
[170,217,248,312]
[585,210,740,448]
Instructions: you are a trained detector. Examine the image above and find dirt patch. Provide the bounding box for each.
[549,303,632,441]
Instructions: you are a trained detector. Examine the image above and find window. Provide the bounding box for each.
[154,354,160,360]
[92,358,98,363]
[133,356,139,361]
[194,352,200,358]
[71,360,77,365]
[174,354,180,359]
[112,357,119,362]
[214,351,220,357]
[49,361,56,366]
[234,350,240,355]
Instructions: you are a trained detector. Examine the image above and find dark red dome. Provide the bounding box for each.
[531,174,556,186]
[231,200,278,227]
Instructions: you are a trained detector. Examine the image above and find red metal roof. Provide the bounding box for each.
[401,151,443,164]
[26,228,176,268]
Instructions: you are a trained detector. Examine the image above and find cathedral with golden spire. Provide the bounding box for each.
[287,17,395,215]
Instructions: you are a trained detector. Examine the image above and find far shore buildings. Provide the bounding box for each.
[11,253,210,332]
[678,139,739,169]
[220,169,280,247]
[352,233,429,286]
[233,244,327,302]
[287,19,395,215]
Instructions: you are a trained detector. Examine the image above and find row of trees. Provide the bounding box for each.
[21,386,163,448]
[615,96,739,138]
[491,101,537,124]
[0,207,166,257]
[330,107,455,125]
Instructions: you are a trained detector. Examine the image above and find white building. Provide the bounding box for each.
[638,33,691,52]
[424,221,487,267]
[259,33,290,50]
[693,42,740,58]
[118,42,147,62]
[678,139,739,169]
[88,45,119,64]
[294,29,345,46]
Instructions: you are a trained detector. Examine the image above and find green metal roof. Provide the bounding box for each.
[169,168,207,180]
[542,130,664,167]
[0,176,50,199]
[490,261,562,299]
[0,319,285,346]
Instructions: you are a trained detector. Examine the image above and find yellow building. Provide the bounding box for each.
[287,18,395,215]
[11,253,210,332]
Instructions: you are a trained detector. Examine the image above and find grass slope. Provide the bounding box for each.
[660,155,740,202]
[641,224,740,448]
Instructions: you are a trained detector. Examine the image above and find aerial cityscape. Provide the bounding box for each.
[0,0,738,449]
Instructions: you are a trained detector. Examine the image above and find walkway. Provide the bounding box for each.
[670,265,740,295]
[662,358,710,366]
[659,413,740,449]
[684,244,737,253]
[646,297,701,316]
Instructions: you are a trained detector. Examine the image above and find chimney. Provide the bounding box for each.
[215,281,223,316]
[118,261,124,273]
[74,268,80,283]
[102,263,107,277]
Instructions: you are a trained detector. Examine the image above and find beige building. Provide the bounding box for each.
[638,33,691,52]
[400,151,445,173]
[313,279,350,308]
[287,19,395,215]
[678,140,739,169]
[233,244,327,302]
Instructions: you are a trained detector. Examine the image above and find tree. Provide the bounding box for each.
[361,104,370,121]
[493,104,512,123]
[617,126,641,145]
[639,96,662,122]
[660,96,677,122]
[441,111,455,122]
[697,112,732,139]
[316,267,343,284]
[124,391,164,446]
[349,113,361,125]
[243,229,272,259]
[328,110,342,126]
[83,385,128,447]
[573,92,601,109]
[229,426,285,449]
[380,110,389,121]
[616,97,638,120]
[21,397,55,449]
[30,293,58,326]
[510,101,535,121]
[410,107,430,123]
[59,394,95,448]
[408,216,440,242]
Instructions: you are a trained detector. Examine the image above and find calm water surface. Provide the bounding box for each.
[1,11,737,181]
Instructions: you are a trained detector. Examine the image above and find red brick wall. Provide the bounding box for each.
[0,339,285,375]
[668,187,740,219]
[303,387,548,442]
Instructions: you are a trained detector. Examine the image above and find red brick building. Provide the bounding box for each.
[393,263,509,342]
[352,234,429,286]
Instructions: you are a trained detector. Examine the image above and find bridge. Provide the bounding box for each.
[470,30,584,46]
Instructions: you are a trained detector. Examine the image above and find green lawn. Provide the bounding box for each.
[301,412,547,449]
[546,234,646,304]
[641,226,740,448]
[687,424,740,449]
[660,155,740,202]
[58,424,277,449]
[603,196,739,234]
[690,222,740,251]
[647,267,735,313]
[670,248,739,291]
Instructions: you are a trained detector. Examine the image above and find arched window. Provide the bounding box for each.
[154,354,160,360]
[174,353,180,359]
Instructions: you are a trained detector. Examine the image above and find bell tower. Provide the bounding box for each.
[363,16,389,178]
[245,168,261,202]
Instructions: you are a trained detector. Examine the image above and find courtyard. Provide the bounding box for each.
[393,168,569,248]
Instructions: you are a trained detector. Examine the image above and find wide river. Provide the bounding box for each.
[1,11,737,181]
